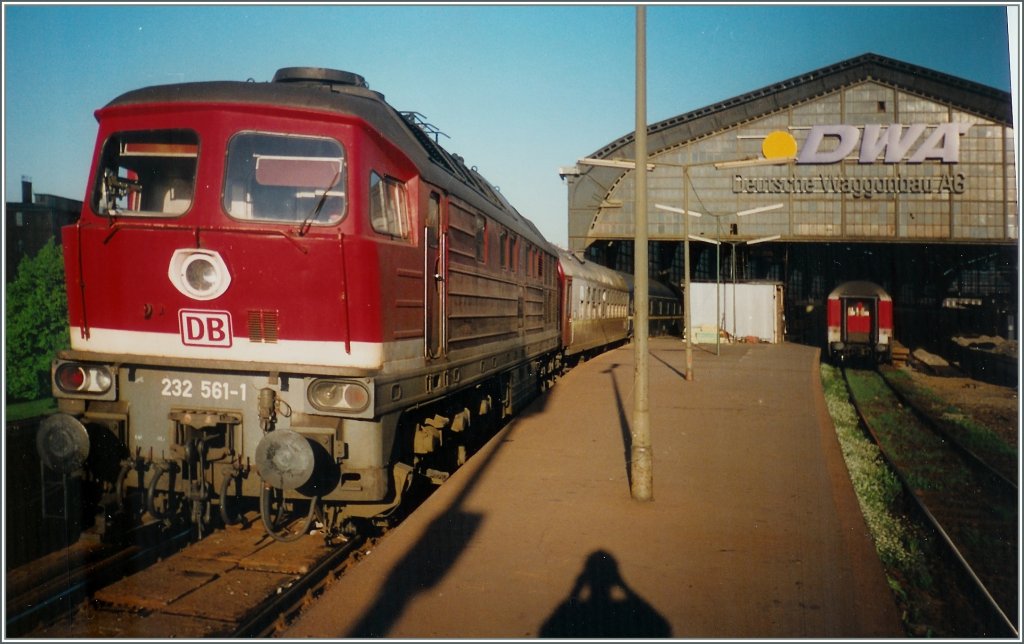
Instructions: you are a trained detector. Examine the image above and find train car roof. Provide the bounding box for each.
[618,273,678,299]
[827,281,892,301]
[648,279,677,299]
[101,67,553,251]
[556,249,630,290]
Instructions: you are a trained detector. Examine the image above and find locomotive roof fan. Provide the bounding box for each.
[272,67,368,89]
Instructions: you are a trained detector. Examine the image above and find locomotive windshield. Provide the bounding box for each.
[93,129,199,217]
[223,132,346,225]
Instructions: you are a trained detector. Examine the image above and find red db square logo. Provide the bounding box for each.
[179,309,233,348]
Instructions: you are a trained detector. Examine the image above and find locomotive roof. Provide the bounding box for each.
[102,68,553,250]
[827,280,892,300]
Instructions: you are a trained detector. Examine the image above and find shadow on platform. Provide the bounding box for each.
[539,549,672,638]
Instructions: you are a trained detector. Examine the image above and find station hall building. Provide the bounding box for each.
[560,53,1017,352]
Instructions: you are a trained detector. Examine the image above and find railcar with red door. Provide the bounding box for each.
[40,68,562,542]
[826,280,893,364]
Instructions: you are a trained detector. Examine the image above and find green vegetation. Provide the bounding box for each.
[5,239,69,402]
[821,363,1015,636]
[6,397,58,422]
[820,364,930,583]
[881,366,1017,471]
[819,363,963,635]
[843,368,975,494]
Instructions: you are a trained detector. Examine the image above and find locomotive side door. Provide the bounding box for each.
[425,192,446,359]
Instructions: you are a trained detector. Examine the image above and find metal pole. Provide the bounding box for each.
[630,5,652,502]
[715,216,721,356]
[683,168,693,380]
[732,244,738,339]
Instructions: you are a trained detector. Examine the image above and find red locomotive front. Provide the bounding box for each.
[42,68,562,541]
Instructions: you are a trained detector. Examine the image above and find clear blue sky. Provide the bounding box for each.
[3,3,1017,247]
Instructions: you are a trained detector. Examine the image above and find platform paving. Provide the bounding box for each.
[283,338,903,638]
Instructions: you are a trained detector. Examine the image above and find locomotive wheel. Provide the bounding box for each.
[259,485,320,542]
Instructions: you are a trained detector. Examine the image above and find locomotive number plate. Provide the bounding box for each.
[160,378,248,402]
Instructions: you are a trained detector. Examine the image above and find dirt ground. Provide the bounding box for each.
[902,357,1019,451]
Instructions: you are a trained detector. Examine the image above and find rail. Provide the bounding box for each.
[841,367,1018,637]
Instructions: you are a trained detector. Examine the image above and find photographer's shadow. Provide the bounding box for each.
[539,549,672,638]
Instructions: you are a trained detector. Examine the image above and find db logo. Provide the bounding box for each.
[179,309,233,347]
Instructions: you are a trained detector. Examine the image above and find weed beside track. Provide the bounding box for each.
[820,363,1018,637]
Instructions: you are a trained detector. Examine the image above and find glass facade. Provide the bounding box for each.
[574,81,1017,249]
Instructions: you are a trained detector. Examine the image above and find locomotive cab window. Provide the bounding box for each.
[223,132,346,225]
[93,129,198,217]
[369,172,410,239]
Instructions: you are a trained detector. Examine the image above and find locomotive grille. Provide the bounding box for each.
[247,310,279,343]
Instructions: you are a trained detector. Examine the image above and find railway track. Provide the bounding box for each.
[5,414,436,638]
[841,366,1018,637]
[878,364,1018,487]
[6,523,190,637]
[10,512,375,638]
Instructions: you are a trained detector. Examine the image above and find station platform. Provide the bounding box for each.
[283,338,903,638]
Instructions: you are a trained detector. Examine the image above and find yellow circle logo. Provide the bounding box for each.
[762,131,798,160]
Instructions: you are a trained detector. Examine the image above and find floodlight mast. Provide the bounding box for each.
[573,9,655,501]
[630,6,652,503]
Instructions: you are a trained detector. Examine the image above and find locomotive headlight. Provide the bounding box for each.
[53,361,114,398]
[184,256,218,292]
[308,379,370,413]
[168,249,231,300]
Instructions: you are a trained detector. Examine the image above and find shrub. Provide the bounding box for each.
[6,238,69,401]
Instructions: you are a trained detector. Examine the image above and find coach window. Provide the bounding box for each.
[369,171,411,239]
[223,132,346,224]
[93,129,198,217]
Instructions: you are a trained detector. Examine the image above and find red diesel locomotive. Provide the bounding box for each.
[826,280,894,364]
[40,68,567,541]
